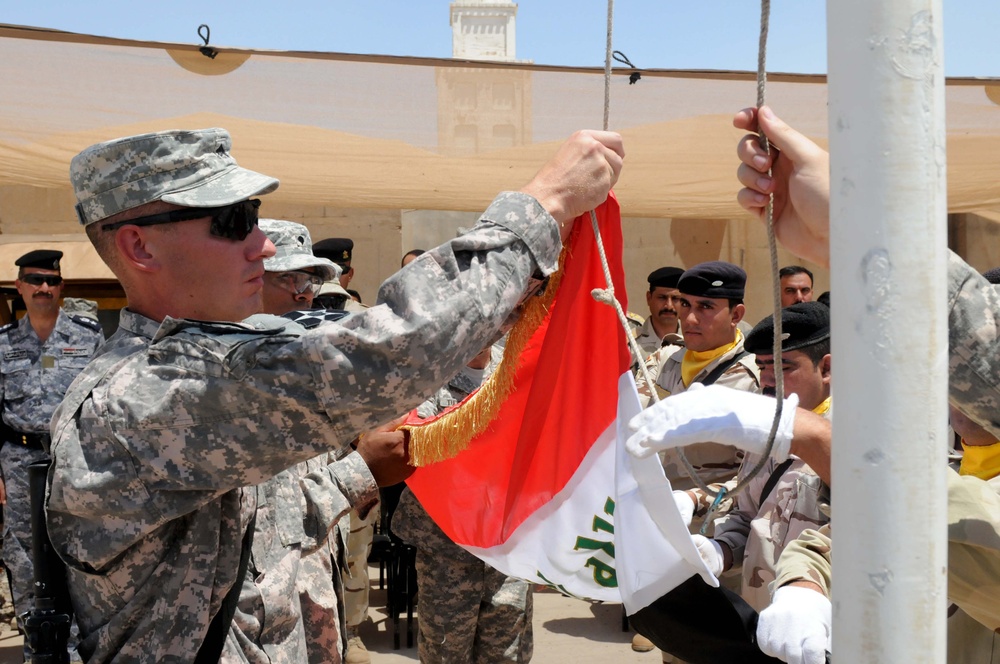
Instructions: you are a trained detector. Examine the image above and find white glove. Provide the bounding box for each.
[756,585,831,664]
[627,383,798,462]
[691,534,725,577]
[673,490,695,527]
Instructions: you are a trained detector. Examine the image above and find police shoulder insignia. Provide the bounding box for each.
[70,315,102,331]
[0,320,16,335]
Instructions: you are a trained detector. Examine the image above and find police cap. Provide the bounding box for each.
[313,238,353,266]
[647,266,684,291]
[15,249,62,271]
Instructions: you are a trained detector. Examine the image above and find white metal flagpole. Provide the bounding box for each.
[827,1,948,662]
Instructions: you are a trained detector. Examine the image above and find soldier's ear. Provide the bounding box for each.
[114,227,162,274]
[820,354,831,382]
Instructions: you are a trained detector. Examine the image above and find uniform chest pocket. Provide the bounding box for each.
[1,357,34,398]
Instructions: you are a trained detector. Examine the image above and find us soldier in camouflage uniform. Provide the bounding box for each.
[48,126,622,663]
[0,249,103,652]
[695,302,832,612]
[393,344,534,663]
[227,218,374,664]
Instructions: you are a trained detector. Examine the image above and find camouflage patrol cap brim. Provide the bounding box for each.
[259,218,339,282]
[70,127,279,225]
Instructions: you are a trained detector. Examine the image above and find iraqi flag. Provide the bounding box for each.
[404,195,715,611]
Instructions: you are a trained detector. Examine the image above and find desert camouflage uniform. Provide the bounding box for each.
[712,407,832,612]
[633,317,681,360]
[634,332,684,407]
[342,504,378,630]
[771,250,1000,661]
[0,310,102,635]
[394,346,533,663]
[653,337,760,492]
[46,191,563,664]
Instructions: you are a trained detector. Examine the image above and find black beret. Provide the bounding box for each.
[647,266,684,290]
[677,261,746,300]
[745,301,830,354]
[982,267,1000,285]
[15,249,62,271]
[313,238,353,265]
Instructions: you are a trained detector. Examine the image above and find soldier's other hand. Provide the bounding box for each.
[626,383,798,462]
[757,583,832,664]
[521,130,624,234]
[356,415,415,487]
[734,106,831,268]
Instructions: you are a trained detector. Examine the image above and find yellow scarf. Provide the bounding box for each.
[812,397,832,416]
[681,330,743,388]
[960,440,1000,480]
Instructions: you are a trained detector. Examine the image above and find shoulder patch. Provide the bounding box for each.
[70,315,103,331]
[0,320,17,335]
[626,311,645,325]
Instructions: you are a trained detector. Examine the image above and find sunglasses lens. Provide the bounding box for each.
[209,200,261,241]
[23,275,61,287]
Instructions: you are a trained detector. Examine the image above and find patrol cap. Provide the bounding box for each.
[70,128,279,226]
[745,301,830,355]
[317,280,351,298]
[677,261,746,300]
[647,266,684,290]
[15,249,62,271]
[313,238,353,266]
[259,219,339,282]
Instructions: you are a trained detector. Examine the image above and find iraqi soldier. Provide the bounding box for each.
[689,302,832,612]
[49,126,622,663]
[0,250,103,647]
[393,343,534,663]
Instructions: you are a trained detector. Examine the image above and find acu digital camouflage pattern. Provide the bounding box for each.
[69,128,279,225]
[712,409,832,612]
[46,191,562,663]
[228,451,377,664]
[393,345,533,664]
[259,219,339,282]
[0,310,102,637]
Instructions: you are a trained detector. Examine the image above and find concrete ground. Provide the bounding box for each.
[0,564,661,663]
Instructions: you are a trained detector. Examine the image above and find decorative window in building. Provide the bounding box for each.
[493,82,515,110]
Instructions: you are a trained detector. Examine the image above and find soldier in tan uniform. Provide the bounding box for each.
[689,302,832,612]
[631,261,759,661]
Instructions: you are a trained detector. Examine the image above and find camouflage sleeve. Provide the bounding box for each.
[947,250,1000,439]
[771,525,832,598]
[301,192,562,444]
[300,450,379,541]
[946,468,1000,630]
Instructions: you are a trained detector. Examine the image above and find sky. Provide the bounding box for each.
[4,1,999,77]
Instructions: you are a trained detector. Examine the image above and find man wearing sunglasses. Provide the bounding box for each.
[0,249,103,653]
[49,125,622,663]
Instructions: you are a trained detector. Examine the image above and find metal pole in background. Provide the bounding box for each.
[827,1,948,662]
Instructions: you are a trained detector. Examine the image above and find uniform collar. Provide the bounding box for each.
[117,308,163,341]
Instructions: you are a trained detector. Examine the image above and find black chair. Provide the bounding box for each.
[367,484,418,649]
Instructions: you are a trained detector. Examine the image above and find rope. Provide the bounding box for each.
[588,0,787,526]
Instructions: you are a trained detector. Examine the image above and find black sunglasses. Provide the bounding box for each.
[20,274,63,287]
[100,199,262,241]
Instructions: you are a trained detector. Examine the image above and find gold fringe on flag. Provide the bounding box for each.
[403,248,569,466]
